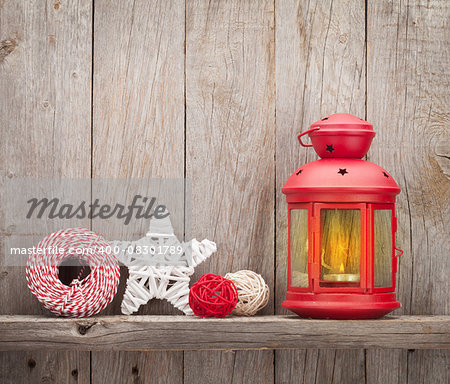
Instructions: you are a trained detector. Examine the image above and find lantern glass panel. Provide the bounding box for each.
[374,209,393,287]
[290,209,309,287]
[320,209,361,283]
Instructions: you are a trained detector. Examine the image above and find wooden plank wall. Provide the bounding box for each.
[275,1,367,383]
[184,0,275,382]
[0,0,448,383]
[89,1,186,383]
[366,1,449,383]
[0,0,92,382]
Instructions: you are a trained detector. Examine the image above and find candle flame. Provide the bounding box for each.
[340,262,345,274]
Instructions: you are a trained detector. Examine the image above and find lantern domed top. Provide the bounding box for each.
[299,113,375,159]
[286,113,400,203]
[310,113,373,131]
[282,158,400,203]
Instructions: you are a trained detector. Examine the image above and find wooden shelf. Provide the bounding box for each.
[0,315,448,351]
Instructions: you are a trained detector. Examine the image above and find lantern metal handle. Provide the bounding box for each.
[297,127,320,147]
[395,247,403,257]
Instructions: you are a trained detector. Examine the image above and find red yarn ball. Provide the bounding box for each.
[189,274,238,318]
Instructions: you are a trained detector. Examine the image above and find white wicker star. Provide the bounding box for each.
[111,213,216,315]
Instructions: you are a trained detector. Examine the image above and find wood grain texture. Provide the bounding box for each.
[366,0,450,382]
[91,351,183,384]
[367,0,449,318]
[275,349,366,384]
[275,0,366,313]
[92,0,185,316]
[185,0,275,382]
[184,350,274,384]
[366,349,408,384]
[0,0,92,314]
[406,349,449,384]
[0,315,448,351]
[91,0,185,382]
[0,0,92,382]
[274,0,367,382]
[0,351,90,384]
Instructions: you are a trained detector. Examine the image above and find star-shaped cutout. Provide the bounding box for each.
[326,144,335,154]
[296,168,303,175]
[338,168,348,176]
[383,172,389,178]
[111,212,216,315]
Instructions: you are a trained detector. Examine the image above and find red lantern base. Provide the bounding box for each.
[282,292,400,319]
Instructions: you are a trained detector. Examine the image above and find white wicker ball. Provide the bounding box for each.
[224,270,269,316]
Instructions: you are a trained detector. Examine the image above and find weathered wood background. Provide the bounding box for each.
[0,0,448,383]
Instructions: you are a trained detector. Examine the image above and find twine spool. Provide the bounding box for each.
[26,228,120,318]
[224,270,269,316]
[189,274,238,317]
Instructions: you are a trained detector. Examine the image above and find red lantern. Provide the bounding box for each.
[282,113,403,319]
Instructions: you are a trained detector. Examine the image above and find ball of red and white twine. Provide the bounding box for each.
[224,270,269,316]
[26,228,120,318]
